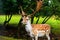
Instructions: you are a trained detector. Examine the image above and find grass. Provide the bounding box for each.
[0,36,18,40]
[0,36,24,40]
[0,15,60,40]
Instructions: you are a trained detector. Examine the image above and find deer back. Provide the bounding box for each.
[31,24,50,31]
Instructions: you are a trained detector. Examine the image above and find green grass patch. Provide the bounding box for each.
[0,36,20,40]
[9,15,21,24]
[0,36,27,40]
[0,15,21,25]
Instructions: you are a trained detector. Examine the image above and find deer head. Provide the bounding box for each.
[20,0,43,24]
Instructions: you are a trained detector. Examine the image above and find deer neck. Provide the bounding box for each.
[25,20,32,32]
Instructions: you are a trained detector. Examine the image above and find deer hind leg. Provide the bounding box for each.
[35,33,38,40]
[46,33,50,40]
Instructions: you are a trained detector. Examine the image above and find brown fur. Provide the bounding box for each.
[31,24,50,36]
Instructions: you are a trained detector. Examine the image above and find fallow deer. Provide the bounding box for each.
[21,15,50,40]
[20,0,51,40]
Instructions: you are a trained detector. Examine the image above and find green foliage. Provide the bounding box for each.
[2,0,18,14]
[1,0,60,19]
[0,36,19,40]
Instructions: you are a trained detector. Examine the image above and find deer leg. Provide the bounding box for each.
[46,34,50,40]
[29,32,34,40]
[35,35,38,40]
[31,37,34,40]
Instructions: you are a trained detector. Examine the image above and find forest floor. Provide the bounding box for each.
[0,25,60,40]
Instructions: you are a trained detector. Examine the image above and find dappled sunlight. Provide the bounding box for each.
[0,15,21,25]
[33,17,38,24]
[0,15,5,25]
[9,15,21,25]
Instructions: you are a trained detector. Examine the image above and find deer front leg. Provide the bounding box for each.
[31,37,34,40]
[46,34,50,40]
[29,32,34,40]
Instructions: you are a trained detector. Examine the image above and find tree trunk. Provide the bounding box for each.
[36,16,40,24]
[17,18,22,38]
[7,13,12,22]
[42,13,54,24]
[42,16,49,24]
[31,16,34,24]
[4,13,12,26]
[17,18,28,38]
[42,16,52,24]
